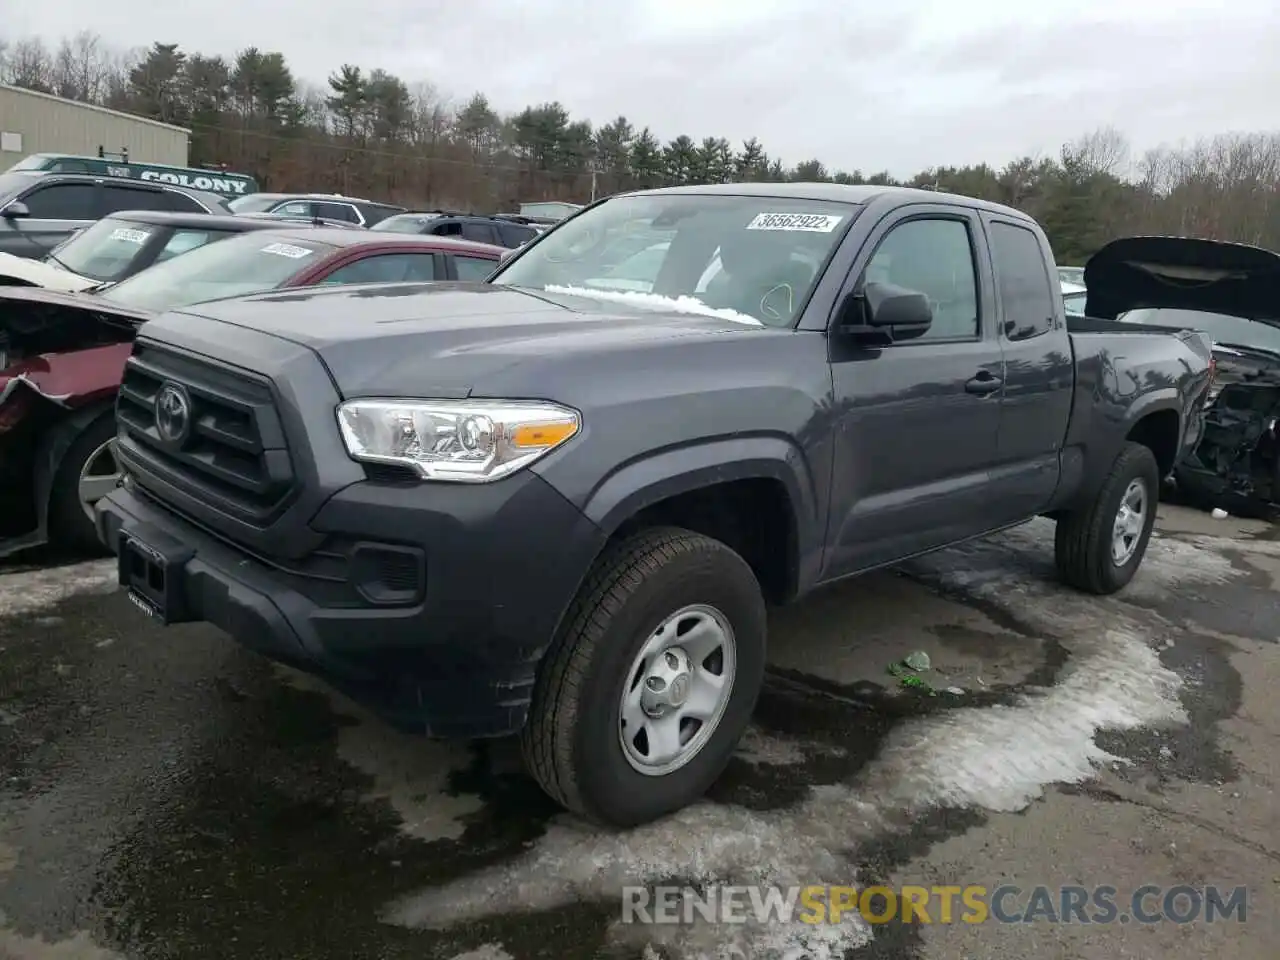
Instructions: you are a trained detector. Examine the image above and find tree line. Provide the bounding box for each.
[3,31,1279,262]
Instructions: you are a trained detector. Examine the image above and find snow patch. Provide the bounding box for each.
[0,929,125,959]
[385,519,1203,959]
[447,945,514,960]
[858,626,1185,811]
[0,561,117,619]
[542,285,764,326]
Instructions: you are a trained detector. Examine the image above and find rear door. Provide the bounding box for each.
[982,214,1074,522]
[824,203,1006,576]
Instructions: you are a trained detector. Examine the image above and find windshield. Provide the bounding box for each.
[371,214,436,234]
[492,194,858,326]
[100,232,334,312]
[227,195,284,214]
[1121,308,1280,355]
[48,217,159,282]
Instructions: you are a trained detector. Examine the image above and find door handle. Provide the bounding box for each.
[965,372,1003,395]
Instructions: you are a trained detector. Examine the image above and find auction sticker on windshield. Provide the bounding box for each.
[746,213,844,232]
[110,228,151,244]
[260,242,313,258]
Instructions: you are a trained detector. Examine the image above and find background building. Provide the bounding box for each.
[0,84,189,168]
[519,200,583,221]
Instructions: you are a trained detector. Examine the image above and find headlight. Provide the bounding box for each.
[336,398,580,482]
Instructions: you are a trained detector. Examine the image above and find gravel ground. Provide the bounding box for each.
[0,504,1276,959]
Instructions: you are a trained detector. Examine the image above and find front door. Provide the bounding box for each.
[824,208,1006,576]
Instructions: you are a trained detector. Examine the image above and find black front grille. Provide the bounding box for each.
[117,344,296,524]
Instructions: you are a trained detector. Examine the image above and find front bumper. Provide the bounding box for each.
[95,472,606,738]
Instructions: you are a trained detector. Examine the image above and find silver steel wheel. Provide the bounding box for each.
[1111,477,1147,566]
[78,439,121,522]
[618,603,737,777]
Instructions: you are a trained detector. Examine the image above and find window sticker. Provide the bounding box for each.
[745,212,844,232]
[260,242,313,258]
[109,227,151,244]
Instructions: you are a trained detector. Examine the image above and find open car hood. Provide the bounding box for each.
[1083,236,1280,323]
[0,252,97,293]
[0,285,153,333]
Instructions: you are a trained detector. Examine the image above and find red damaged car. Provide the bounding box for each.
[0,227,505,557]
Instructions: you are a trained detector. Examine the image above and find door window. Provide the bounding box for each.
[432,221,463,237]
[990,222,1056,341]
[454,255,497,280]
[320,253,438,284]
[101,185,171,214]
[22,183,98,219]
[274,200,314,218]
[864,218,979,340]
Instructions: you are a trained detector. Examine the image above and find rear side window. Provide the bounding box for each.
[499,223,536,246]
[315,201,361,224]
[22,182,98,219]
[461,221,497,244]
[102,185,171,214]
[991,222,1056,341]
[164,191,209,214]
[454,255,497,281]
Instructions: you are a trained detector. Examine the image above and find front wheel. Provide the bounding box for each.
[48,413,120,555]
[520,527,767,827]
[1054,441,1160,595]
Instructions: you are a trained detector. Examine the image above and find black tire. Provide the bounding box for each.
[1054,441,1160,595]
[48,413,118,555]
[520,526,767,827]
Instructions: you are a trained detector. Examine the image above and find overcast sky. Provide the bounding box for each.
[11,0,1280,176]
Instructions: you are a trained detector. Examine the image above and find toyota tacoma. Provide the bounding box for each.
[96,184,1213,827]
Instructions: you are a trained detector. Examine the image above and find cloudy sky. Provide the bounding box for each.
[10,0,1280,176]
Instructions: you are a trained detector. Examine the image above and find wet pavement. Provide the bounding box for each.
[1,505,1278,959]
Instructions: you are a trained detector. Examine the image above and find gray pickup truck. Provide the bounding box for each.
[96,184,1213,827]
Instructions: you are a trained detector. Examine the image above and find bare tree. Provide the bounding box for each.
[51,31,110,102]
[5,37,54,92]
[1066,126,1131,177]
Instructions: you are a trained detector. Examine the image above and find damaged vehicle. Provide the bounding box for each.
[0,210,294,293]
[1087,236,1280,516]
[0,226,505,558]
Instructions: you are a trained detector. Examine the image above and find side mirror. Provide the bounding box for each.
[2,201,31,219]
[863,281,933,332]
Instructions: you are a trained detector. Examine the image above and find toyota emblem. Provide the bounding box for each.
[154,381,192,445]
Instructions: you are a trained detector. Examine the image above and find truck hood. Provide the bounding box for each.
[1084,236,1280,323]
[0,252,97,293]
[168,281,772,398]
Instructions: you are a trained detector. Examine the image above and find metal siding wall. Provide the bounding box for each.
[0,88,189,167]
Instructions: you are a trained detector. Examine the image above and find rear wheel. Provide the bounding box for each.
[520,527,767,827]
[1054,442,1160,595]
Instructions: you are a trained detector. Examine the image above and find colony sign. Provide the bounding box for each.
[138,170,251,195]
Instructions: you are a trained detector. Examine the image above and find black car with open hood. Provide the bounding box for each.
[1086,235,1280,514]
